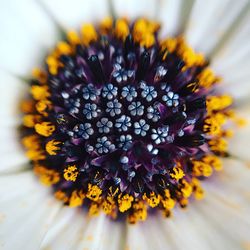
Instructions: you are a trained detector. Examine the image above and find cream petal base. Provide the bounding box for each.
[0,171,61,250]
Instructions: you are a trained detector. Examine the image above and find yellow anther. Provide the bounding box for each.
[128,201,147,223]
[179,198,189,208]
[161,38,178,54]
[202,155,223,171]
[192,160,213,177]
[115,19,129,40]
[34,165,60,186]
[69,190,85,207]
[170,166,185,181]
[46,140,61,155]
[102,199,115,215]
[118,194,134,212]
[176,37,205,67]
[67,31,81,45]
[46,55,60,75]
[161,189,175,210]
[209,138,228,154]
[140,32,155,48]
[89,203,100,216]
[30,85,50,101]
[197,68,220,88]
[63,165,79,182]
[81,24,98,46]
[56,41,72,55]
[23,114,41,128]
[191,178,205,200]
[143,192,160,208]
[100,17,113,33]
[54,190,68,203]
[203,117,221,136]
[32,68,47,84]
[36,99,52,116]
[180,179,192,198]
[206,95,233,112]
[35,122,55,137]
[86,184,102,201]
[133,18,158,47]
[22,135,40,150]
[26,149,45,161]
[20,99,35,113]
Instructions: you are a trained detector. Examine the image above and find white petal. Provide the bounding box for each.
[41,208,88,250]
[0,70,28,174]
[159,0,194,37]
[0,171,61,250]
[228,104,250,161]
[41,0,109,29]
[42,211,125,250]
[185,0,249,56]
[0,0,59,76]
[211,11,250,101]
[112,0,157,20]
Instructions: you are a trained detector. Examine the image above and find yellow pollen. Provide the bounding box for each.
[30,85,50,101]
[209,138,228,154]
[179,198,189,208]
[191,178,205,200]
[23,114,41,128]
[118,194,134,212]
[34,165,60,186]
[161,189,175,210]
[35,122,55,137]
[32,68,47,84]
[192,160,213,177]
[54,190,68,203]
[67,30,81,45]
[81,24,98,46]
[197,68,220,88]
[86,184,102,201]
[100,17,113,34]
[46,140,61,155]
[128,201,147,223]
[176,37,205,67]
[26,149,45,161]
[143,192,160,208]
[115,19,129,41]
[20,99,35,113]
[170,166,185,180]
[202,155,223,171]
[89,203,100,216]
[63,165,79,182]
[203,117,221,136]
[69,190,85,207]
[56,41,72,55]
[206,95,233,112]
[46,55,60,75]
[36,99,52,116]
[161,38,178,54]
[102,199,115,215]
[180,179,192,198]
[22,135,40,150]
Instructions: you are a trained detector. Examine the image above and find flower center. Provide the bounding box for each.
[21,17,235,223]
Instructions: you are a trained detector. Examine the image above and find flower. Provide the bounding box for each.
[1,0,250,249]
